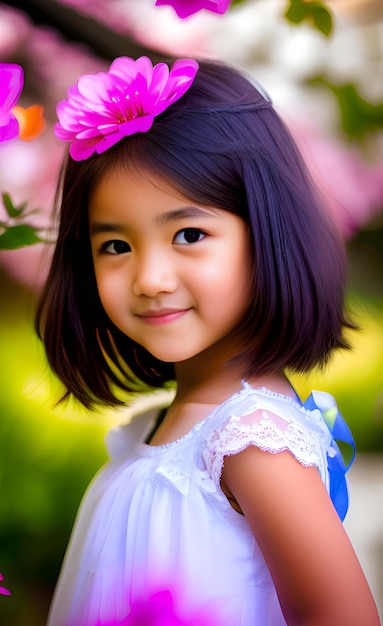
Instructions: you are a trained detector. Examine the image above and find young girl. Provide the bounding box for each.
[36,56,380,625]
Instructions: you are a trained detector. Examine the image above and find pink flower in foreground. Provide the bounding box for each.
[0,62,23,142]
[154,0,231,18]
[55,56,199,161]
[0,573,11,596]
[91,589,218,626]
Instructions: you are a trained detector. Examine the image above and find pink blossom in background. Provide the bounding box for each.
[293,123,383,239]
[55,56,199,160]
[57,0,209,57]
[0,573,11,596]
[0,134,63,288]
[0,9,103,288]
[123,4,209,59]
[0,6,104,107]
[154,0,231,19]
[26,26,106,119]
[0,63,23,142]
[57,0,133,35]
[0,6,30,57]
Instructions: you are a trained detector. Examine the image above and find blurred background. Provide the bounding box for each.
[0,0,382,623]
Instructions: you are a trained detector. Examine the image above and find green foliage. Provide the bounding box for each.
[230,0,333,37]
[317,81,383,141]
[0,272,110,624]
[0,193,46,250]
[2,194,27,219]
[0,224,43,249]
[307,77,383,141]
[284,0,332,36]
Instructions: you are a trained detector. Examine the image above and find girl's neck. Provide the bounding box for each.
[173,352,294,408]
[174,365,244,407]
[173,341,246,406]
[148,353,295,447]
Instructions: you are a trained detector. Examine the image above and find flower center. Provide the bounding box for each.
[112,90,145,122]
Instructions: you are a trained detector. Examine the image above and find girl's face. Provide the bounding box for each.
[88,167,253,365]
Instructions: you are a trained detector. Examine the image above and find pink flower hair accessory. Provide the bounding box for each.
[55,56,199,161]
[154,0,231,18]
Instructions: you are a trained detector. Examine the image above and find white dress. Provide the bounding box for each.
[46,383,345,626]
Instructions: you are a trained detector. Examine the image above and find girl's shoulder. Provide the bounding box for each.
[199,382,334,484]
[105,388,176,459]
[105,407,160,460]
[201,381,331,438]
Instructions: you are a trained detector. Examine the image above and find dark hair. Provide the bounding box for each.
[36,58,353,408]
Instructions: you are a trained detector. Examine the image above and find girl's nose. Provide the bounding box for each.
[132,251,178,297]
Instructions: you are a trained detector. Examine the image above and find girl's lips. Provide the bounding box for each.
[136,308,190,326]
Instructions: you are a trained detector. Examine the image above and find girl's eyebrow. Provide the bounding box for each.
[89,206,216,236]
[89,222,125,236]
[156,206,217,224]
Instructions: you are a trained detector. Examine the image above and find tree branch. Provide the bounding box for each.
[3,0,165,62]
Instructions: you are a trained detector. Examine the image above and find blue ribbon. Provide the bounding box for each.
[302,391,356,522]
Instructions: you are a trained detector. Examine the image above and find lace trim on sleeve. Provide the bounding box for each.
[203,409,323,485]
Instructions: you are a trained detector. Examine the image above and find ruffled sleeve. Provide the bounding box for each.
[201,389,330,488]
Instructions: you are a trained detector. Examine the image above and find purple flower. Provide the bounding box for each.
[154,0,232,18]
[0,573,11,596]
[55,56,199,161]
[0,63,23,142]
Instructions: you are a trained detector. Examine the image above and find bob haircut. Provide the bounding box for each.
[36,58,353,409]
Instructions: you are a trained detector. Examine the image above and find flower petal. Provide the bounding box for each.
[0,63,24,142]
[69,136,102,161]
[55,57,199,160]
[0,63,23,116]
[77,73,115,106]
[0,114,19,142]
[0,573,11,596]
[0,586,11,596]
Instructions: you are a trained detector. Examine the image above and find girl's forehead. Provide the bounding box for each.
[88,165,205,225]
[93,164,188,202]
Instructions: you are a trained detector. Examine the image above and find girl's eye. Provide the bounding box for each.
[173,228,206,245]
[101,240,131,255]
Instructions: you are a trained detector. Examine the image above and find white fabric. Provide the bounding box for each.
[47,382,334,626]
